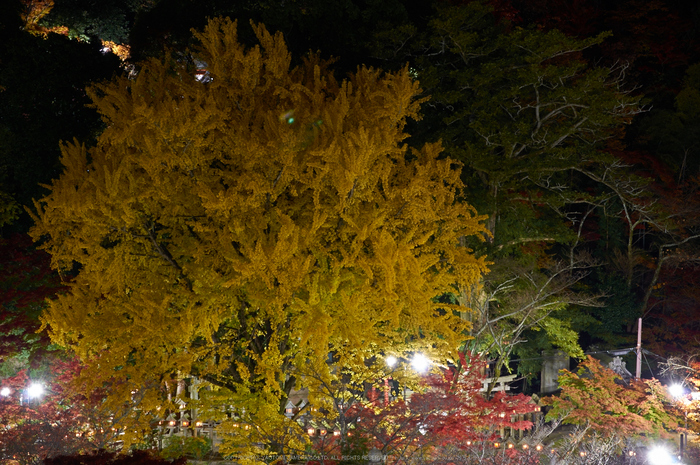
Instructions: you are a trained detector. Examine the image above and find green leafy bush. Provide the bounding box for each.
[160,436,212,461]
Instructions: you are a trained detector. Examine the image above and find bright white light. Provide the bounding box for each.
[385,355,397,368]
[27,383,44,399]
[669,384,685,398]
[0,387,10,397]
[411,353,431,373]
[648,446,675,464]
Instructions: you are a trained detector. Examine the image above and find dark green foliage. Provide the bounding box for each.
[369,0,649,375]
[160,436,211,461]
[371,1,644,267]
[633,63,700,181]
[588,273,638,345]
[360,1,700,382]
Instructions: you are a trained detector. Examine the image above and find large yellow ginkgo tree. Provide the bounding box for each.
[29,17,488,456]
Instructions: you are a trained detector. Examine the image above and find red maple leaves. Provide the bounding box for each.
[307,353,540,465]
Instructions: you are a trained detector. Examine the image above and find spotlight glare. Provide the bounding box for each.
[669,384,685,398]
[648,446,674,464]
[411,353,431,373]
[27,383,43,399]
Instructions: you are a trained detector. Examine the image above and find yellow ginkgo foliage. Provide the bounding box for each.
[29,17,487,455]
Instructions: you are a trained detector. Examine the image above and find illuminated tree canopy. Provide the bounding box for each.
[29,18,488,449]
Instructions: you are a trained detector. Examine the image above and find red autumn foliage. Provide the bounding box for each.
[0,359,113,465]
[542,356,676,438]
[307,352,540,464]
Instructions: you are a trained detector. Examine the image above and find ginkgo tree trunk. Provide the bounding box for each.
[28,18,488,455]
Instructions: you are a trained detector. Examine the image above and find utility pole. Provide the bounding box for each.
[636,317,642,379]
